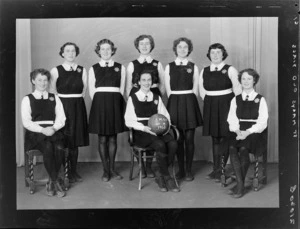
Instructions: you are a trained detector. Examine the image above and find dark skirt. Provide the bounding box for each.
[202,92,234,137]
[89,92,126,135]
[134,131,174,148]
[167,93,203,130]
[60,97,89,148]
[228,129,268,156]
[25,129,65,151]
[129,86,161,97]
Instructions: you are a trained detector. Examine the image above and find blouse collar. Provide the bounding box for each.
[33,90,48,99]
[99,59,114,67]
[136,89,153,101]
[137,55,153,64]
[242,89,257,100]
[62,62,78,71]
[175,58,188,66]
[210,62,225,71]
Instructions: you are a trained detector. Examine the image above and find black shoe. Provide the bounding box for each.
[214,170,222,183]
[184,171,194,181]
[205,170,216,180]
[102,171,110,182]
[165,176,180,192]
[110,170,123,180]
[145,166,155,178]
[46,181,55,197]
[175,171,186,180]
[227,185,238,195]
[155,176,168,192]
[54,181,66,198]
[74,172,83,182]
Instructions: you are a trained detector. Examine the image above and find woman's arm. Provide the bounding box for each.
[88,67,96,100]
[52,95,66,132]
[82,68,88,97]
[125,62,134,98]
[198,68,206,100]
[157,62,165,95]
[164,64,171,97]
[120,65,126,96]
[49,67,58,94]
[227,97,240,133]
[192,65,200,96]
[228,66,242,96]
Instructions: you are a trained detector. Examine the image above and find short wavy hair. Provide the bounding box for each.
[94,39,117,57]
[238,68,260,86]
[134,35,155,53]
[59,42,80,58]
[206,43,228,61]
[172,37,193,57]
[30,68,51,84]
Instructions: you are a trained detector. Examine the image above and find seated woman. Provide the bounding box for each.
[124,70,179,192]
[21,68,67,197]
[227,68,268,198]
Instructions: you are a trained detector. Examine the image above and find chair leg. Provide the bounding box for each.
[129,149,134,181]
[253,157,259,191]
[221,155,227,187]
[64,149,70,191]
[138,151,142,191]
[25,152,29,187]
[262,152,267,185]
[28,155,35,194]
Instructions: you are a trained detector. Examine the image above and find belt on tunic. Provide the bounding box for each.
[96,87,120,93]
[239,119,257,123]
[137,117,150,121]
[34,120,54,125]
[170,90,193,95]
[206,88,232,96]
[58,93,82,98]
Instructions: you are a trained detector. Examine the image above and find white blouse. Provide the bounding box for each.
[21,90,66,133]
[126,55,165,98]
[198,62,242,100]
[124,90,170,131]
[227,90,268,134]
[49,63,88,97]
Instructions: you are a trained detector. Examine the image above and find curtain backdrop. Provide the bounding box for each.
[16,17,278,165]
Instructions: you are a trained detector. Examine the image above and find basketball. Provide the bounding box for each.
[148,114,170,135]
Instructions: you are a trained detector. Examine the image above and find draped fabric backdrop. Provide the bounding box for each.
[16,17,278,166]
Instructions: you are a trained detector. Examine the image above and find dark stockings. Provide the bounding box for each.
[69,147,82,182]
[229,146,250,198]
[176,129,195,180]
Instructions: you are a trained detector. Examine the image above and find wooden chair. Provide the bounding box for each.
[128,125,180,190]
[221,129,268,191]
[24,148,70,194]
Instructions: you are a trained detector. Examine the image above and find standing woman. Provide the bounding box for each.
[126,34,165,98]
[126,34,165,178]
[50,42,89,183]
[199,43,242,182]
[165,37,203,181]
[227,69,268,198]
[22,69,66,197]
[88,39,126,182]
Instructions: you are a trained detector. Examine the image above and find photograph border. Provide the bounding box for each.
[0,0,299,228]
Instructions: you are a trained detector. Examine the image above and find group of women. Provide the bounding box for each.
[21,34,268,199]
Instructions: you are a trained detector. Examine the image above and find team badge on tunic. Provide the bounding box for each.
[154,100,158,105]
[254,98,260,103]
[153,62,158,66]
[49,96,55,101]
[222,69,227,74]
[187,68,192,73]
[77,68,82,73]
[114,67,119,72]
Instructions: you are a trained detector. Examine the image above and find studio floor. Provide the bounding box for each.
[17,161,279,209]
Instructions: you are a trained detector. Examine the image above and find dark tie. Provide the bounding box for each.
[41,94,44,100]
[144,95,148,102]
[180,62,183,65]
[105,62,109,67]
[215,67,218,71]
[70,66,73,71]
[143,59,147,64]
[245,95,249,101]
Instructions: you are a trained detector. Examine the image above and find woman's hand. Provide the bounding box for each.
[236,130,251,140]
[41,127,55,136]
[143,126,157,136]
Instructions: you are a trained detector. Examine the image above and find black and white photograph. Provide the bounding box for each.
[0,0,299,228]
